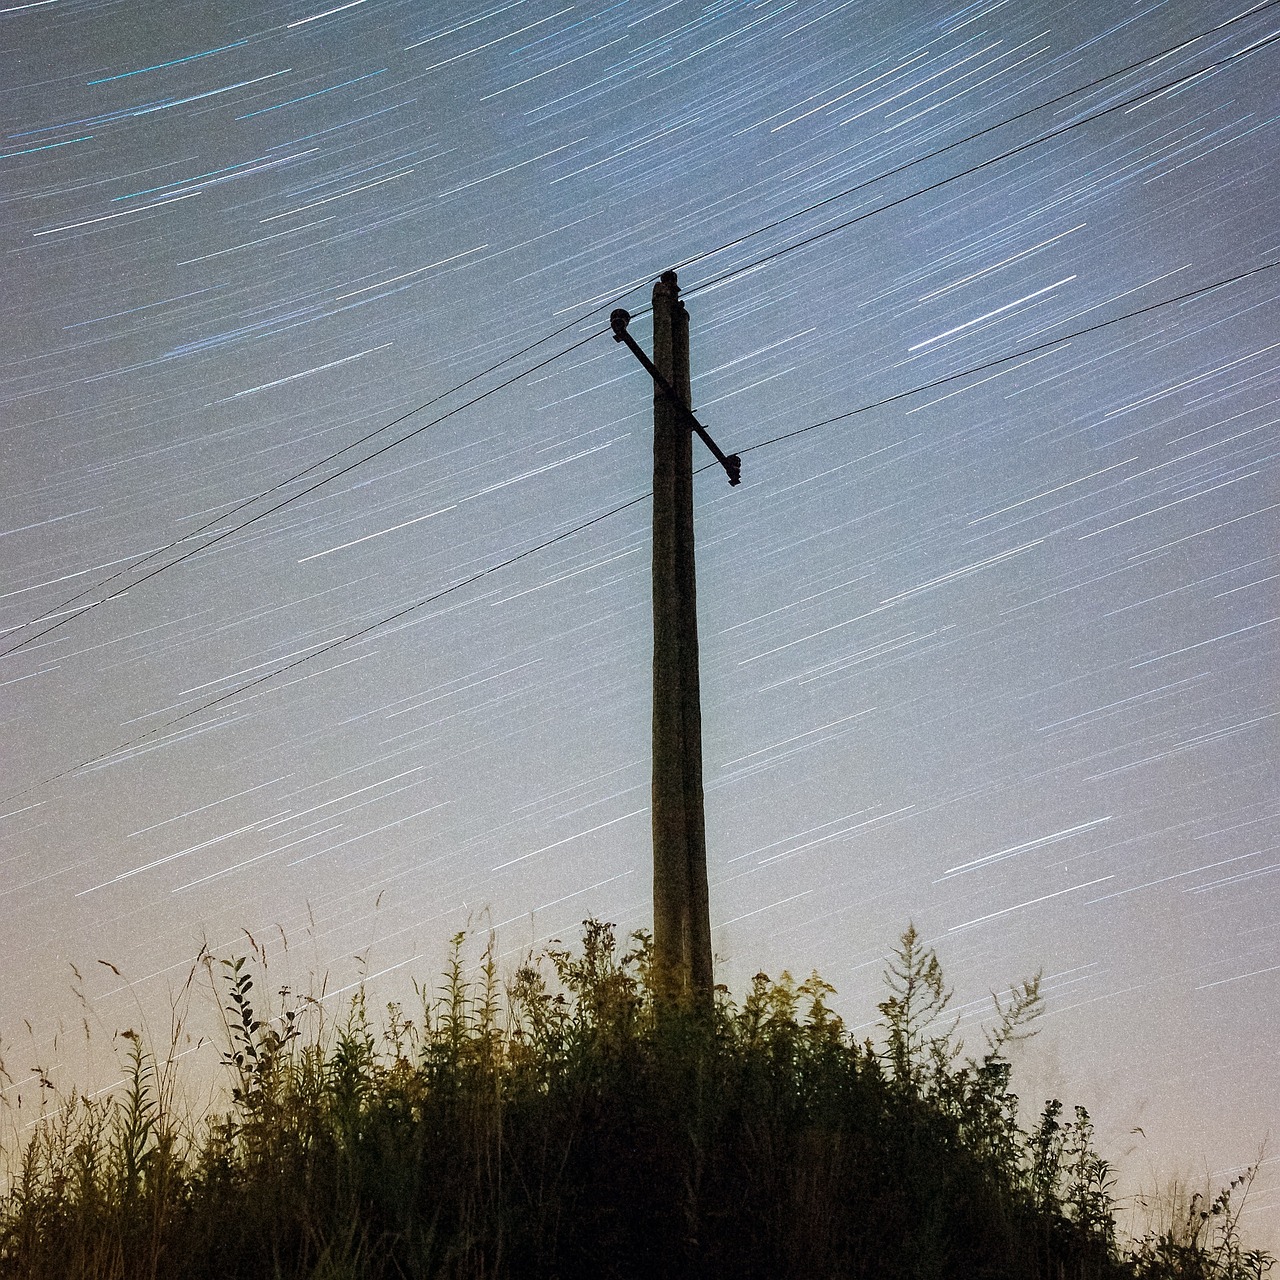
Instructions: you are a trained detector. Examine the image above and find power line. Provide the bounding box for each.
[15,256,1273,803]
[0,328,604,660]
[9,326,646,653]
[682,27,1280,299]
[666,0,1280,285]
[6,7,1273,656]
[736,259,1280,455]
[10,493,651,802]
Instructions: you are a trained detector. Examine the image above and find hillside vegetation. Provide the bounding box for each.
[0,920,1269,1279]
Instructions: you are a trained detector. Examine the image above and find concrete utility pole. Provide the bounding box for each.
[611,271,739,1008]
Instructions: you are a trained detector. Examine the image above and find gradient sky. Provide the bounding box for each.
[3,0,1278,1244]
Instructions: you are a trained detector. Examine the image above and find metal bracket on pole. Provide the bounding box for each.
[610,308,741,487]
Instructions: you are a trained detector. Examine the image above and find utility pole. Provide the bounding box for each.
[611,271,739,1009]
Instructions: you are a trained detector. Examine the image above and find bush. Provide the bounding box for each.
[0,921,1269,1280]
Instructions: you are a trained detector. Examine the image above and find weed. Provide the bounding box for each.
[0,922,1269,1280]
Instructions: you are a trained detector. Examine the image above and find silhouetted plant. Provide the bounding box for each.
[0,920,1271,1280]
[1126,1166,1274,1280]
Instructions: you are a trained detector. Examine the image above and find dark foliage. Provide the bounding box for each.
[0,922,1270,1280]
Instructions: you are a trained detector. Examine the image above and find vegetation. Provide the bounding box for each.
[0,921,1270,1279]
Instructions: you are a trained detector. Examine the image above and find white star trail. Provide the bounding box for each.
[2,0,1277,1246]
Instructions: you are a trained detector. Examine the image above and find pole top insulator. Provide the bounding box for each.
[609,308,631,341]
[659,269,679,291]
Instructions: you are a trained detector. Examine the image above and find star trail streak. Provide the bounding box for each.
[2,0,1278,1244]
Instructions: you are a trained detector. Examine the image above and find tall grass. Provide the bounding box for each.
[0,921,1270,1279]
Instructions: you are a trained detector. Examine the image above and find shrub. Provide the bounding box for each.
[0,922,1269,1280]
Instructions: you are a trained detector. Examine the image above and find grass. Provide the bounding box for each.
[0,920,1271,1279]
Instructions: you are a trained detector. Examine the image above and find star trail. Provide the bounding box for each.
[2,0,1277,1240]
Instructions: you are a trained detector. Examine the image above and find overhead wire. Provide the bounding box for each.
[6,4,1276,656]
[14,255,1275,804]
[0,327,605,660]
[735,260,1280,455]
[5,342,576,647]
[663,0,1280,284]
[11,492,652,801]
[681,26,1280,299]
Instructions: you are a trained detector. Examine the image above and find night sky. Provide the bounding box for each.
[3,0,1278,1241]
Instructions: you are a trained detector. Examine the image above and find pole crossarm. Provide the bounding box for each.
[610,308,742,487]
